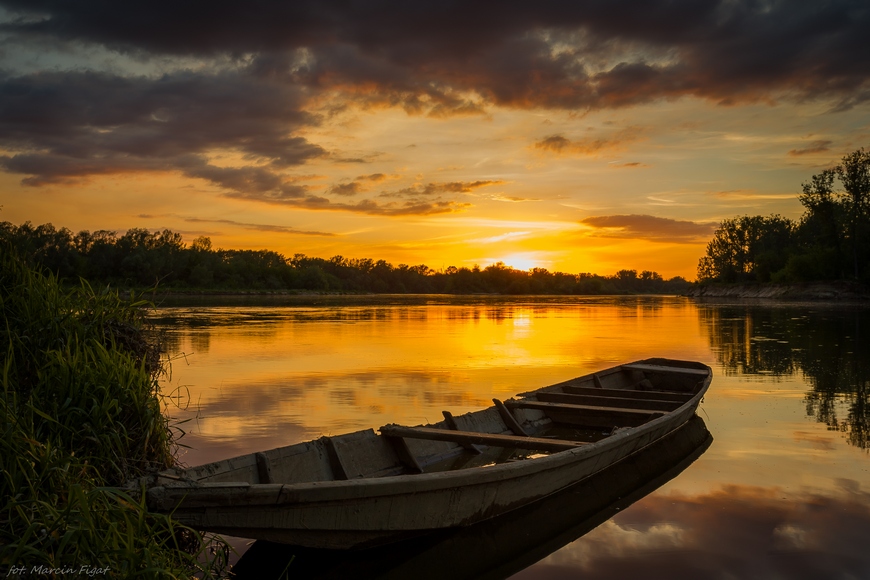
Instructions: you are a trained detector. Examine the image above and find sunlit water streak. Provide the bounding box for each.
[150,295,870,579]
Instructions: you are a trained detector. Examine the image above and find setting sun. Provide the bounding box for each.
[489,254,543,272]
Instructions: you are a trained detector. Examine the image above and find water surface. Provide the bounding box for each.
[151,296,870,579]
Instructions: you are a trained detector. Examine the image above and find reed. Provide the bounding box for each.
[1,249,229,578]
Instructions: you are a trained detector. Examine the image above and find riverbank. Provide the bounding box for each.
[685,280,870,300]
[0,251,227,578]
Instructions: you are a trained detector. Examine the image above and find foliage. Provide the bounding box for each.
[698,147,870,283]
[0,249,228,577]
[0,223,690,295]
[697,215,795,283]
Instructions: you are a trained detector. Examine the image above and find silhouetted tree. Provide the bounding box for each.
[697,215,794,282]
[836,148,870,279]
[700,147,870,284]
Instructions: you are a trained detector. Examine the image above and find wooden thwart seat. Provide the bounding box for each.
[562,385,693,402]
[507,399,667,417]
[536,391,684,412]
[380,425,586,452]
[622,363,709,376]
[505,399,665,429]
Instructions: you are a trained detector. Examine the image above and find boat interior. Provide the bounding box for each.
[151,360,708,487]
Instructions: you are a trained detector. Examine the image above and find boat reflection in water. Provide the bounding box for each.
[230,415,712,579]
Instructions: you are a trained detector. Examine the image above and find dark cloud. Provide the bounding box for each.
[0,68,473,215]
[163,159,473,215]
[534,135,572,153]
[534,128,645,155]
[380,180,504,199]
[3,1,868,111]
[181,161,308,199]
[329,173,398,196]
[224,188,471,216]
[128,216,334,237]
[581,214,717,242]
[1,1,868,205]
[180,217,335,237]
[515,483,870,580]
[0,69,324,186]
[788,140,834,157]
[356,173,389,182]
[328,181,363,196]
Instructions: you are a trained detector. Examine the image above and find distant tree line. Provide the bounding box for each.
[0,221,689,295]
[698,147,870,283]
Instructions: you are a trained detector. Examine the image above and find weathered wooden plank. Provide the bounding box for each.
[387,436,425,474]
[323,430,408,479]
[178,454,258,484]
[592,373,604,389]
[266,440,334,485]
[493,398,529,436]
[536,391,684,412]
[561,385,693,402]
[506,400,665,428]
[321,437,348,481]
[379,425,585,452]
[622,363,709,376]
[442,411,483,454]
[255,452,272,484]
[507,399,667,417]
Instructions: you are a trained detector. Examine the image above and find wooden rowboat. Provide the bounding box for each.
[231,415,713,579]
[137,358,711,549]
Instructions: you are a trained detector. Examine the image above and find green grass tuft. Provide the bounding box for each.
[1,248,229,578]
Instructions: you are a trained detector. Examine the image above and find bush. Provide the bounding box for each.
[772,248,842,283]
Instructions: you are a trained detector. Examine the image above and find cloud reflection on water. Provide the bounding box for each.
[170,369,490,466]
[516,481,870,580]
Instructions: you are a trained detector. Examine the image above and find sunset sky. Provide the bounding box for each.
[1,1,868,279]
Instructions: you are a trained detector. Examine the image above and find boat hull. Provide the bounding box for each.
[231,415,713,579]
[144,359,711,548]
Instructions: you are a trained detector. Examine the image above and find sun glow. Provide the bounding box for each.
[491,254,542,272]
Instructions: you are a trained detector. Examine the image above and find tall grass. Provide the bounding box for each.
[1,249,229,577]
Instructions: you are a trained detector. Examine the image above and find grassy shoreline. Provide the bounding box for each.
[1,250,227,578]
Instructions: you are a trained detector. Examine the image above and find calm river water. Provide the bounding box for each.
[151,295,870,579]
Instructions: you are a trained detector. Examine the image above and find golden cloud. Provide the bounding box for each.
[580,214,717,243]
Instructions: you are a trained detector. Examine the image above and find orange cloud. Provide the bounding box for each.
[580,214,717,243]
[712,190,797,200]
[533,127,645,156]
[788,140,833,156]
[329,173,400,196]
[379,180,504,199]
